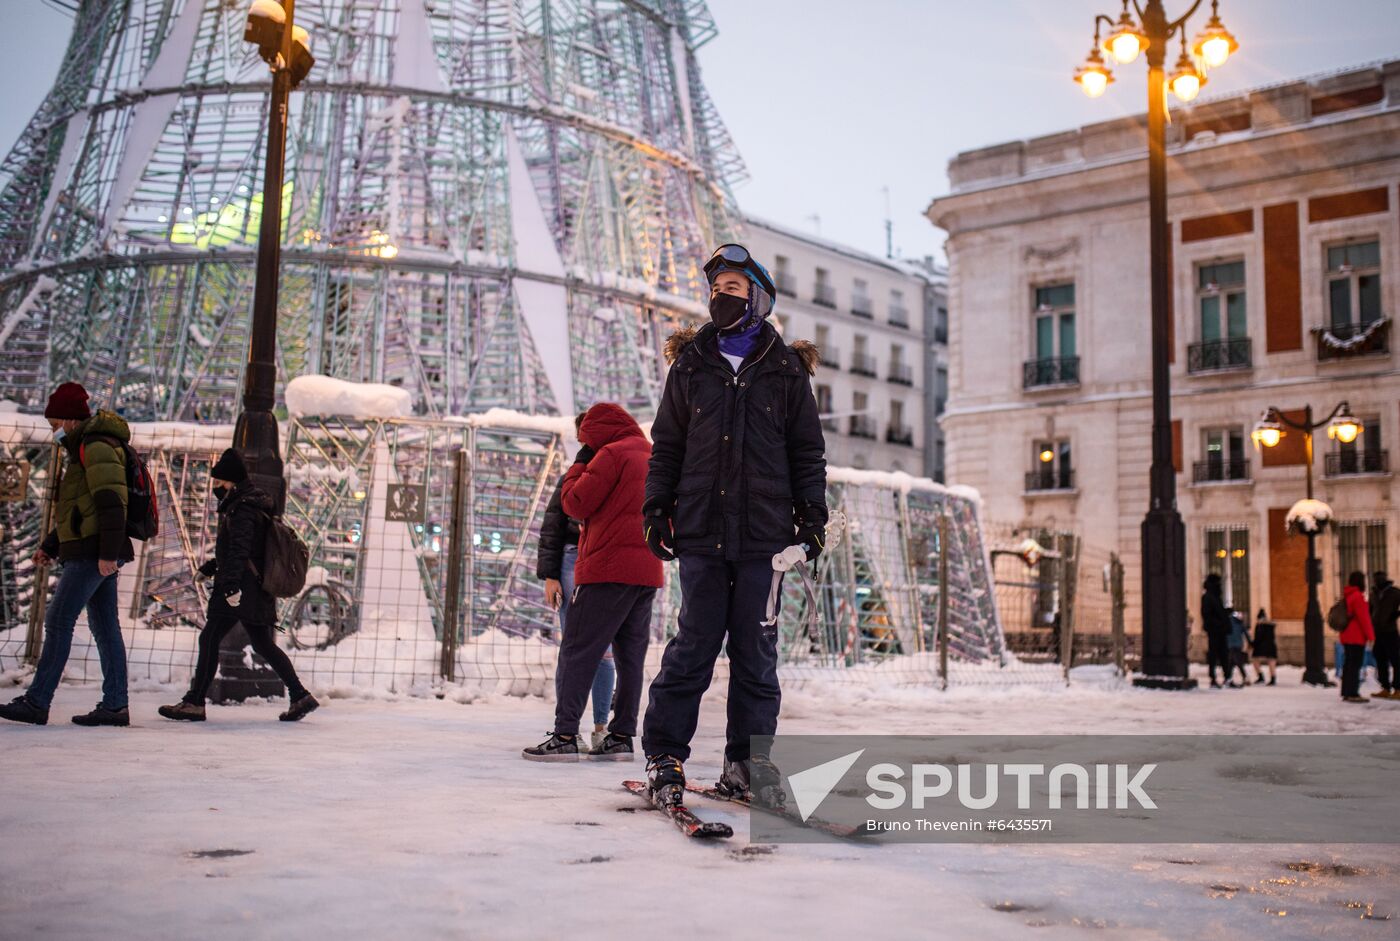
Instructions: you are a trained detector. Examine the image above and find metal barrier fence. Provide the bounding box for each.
[1,410,1068,695]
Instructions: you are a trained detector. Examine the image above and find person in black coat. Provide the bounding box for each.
[640,243,827,802]
[1251,608,1278,686]
[159,449,318,723]
[1369,572,1400,698]
[1201,573,1232,688]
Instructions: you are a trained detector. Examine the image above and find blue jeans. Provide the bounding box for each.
[28,559,127,709]
[556,545,616,727]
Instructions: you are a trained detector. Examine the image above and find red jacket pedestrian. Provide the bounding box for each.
[1341,583,1376,645]
[561,403,663,589]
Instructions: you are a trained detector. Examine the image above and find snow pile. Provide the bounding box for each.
[827,467,980,503]
[457,407,578,440]
[0,275,58,348]
[1286,498,1333,534]
[285,375,412,420]
[128,421,234,451]
[1315,317,1389,351]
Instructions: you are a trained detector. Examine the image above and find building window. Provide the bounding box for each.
[815,383,836,433]
[935,306,948,344]
[1026,439,1073,491]
[773,254,795,296]
[889,289,909,328]
[1189,260,1250,372]
[1025,284,1078,387]
[1326,240,1382,333]
[935,366,947,415]
[1328,416,1387,475]
[1204,526,1250,614]
[887,343,912,384]
[887,399,912,446]
[815,324,840,369]
[851,334,876,377]
[814,267,835,308]
[934,439,946,483]
[852,278,872,318]
[1194,427,1248,483]
[1335,520,1387,591]
[850,391,877,439]
[775,314,790,335]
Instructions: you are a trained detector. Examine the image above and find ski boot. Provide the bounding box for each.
[646,754,686,806]
[717,755,786,809]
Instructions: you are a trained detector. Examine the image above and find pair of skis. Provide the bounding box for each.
[622,780,865,842]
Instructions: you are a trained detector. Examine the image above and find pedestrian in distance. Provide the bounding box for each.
[1251,608,1278,686]
[639,242,827,806]
[158,449,318,723]
[1339,570,1375,704]
[523,403,660,762]
[536,411,616,749]
[1200,573,1232,689]
[1368,572,1400,700]
[0,383,132,727]
[1225,608,1252,688]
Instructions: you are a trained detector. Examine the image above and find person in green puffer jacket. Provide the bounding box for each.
[0,383,132,728]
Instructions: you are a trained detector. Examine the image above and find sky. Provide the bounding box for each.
[1,2,1396,266]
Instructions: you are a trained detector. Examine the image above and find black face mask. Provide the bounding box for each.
[709,291,749,330]
[213,485,232,501]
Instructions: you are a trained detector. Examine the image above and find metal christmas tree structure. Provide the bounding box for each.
[0,0,743,420]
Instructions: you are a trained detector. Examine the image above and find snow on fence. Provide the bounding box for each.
[0,410,1066,696]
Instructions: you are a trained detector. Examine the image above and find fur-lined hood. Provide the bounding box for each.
[664,324,819,376]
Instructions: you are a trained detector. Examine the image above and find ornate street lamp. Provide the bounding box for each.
[1073,1,1240,690]
[1252,403,1357,687]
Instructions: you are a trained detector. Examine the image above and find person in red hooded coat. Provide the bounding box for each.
[523,403,662,761]
[1340,570,1376,703]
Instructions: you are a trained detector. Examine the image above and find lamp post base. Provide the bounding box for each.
[1132,675,1200,691]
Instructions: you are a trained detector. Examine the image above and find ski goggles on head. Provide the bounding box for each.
[704,243,775,297]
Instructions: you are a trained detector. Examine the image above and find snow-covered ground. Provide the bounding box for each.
[2,666,1398,940]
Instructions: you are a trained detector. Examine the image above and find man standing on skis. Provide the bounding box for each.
[640,243,827,803]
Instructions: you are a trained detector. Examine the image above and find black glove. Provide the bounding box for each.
[645,513,675,562]
[574,444,596,465]
[795,505,827,561]
[198,559,217,578]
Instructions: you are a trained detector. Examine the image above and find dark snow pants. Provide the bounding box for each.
[554,583,655,737]
[1341,643,1366,699]
[642,556,781,763]
[185,612,308,705]
[1374,633,1399,691]
[1205,631,1229,683]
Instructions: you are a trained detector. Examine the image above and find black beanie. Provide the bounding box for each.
[210,448,248,483]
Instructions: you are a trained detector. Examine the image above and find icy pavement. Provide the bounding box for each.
[1,667,1398,940]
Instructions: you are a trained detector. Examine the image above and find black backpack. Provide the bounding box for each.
[79,434,159,541]
[255,512,310,598]
[1326,598,1350,632]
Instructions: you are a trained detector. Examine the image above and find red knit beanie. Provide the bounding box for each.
[44,382,92,421]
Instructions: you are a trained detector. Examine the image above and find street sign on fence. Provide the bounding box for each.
[385,484,426,523]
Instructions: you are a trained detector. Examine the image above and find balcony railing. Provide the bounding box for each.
[774,271,796,297]
[887,362,913,385]
[819,346,841,369]
[934,397,946,416]
[820,417,839,434]
[1192,459,1250,483]
[850,353,877,377]
[849,415,878,439]
[1325,449,1390,476]
[851,296,873,319]
[933,326,948,344]
[1315,319,1390,362]
[889,305,909,329]
[1025,468,1075,492]
[886,423,914,446]
[1023,356,1079,388]
[813,283,836,308]
[1187,337,1252,373]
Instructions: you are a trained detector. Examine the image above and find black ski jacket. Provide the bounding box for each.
[202,480,277,626]
[536,477,581,580]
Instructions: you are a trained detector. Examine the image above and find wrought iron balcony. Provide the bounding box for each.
[850,353,877,377]
[1187,337,1252,373]
[1023,356,1079,389]
[774,271,796,297]
[886,423,914,446]
[888,305,909,329]
[849,415,878,439]
[819,346,841,369]
[813,283,836,308]
[1192,459,1250,483]
[933,325,948,344]
[851,296,873,319]
[1325,449,1390,476]
[1025,468,1075,492]
[887,362,913,385]
[1315,319,1390,362]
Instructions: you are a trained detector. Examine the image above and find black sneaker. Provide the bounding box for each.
[72,704,129,727]
[0,695,48,726]
[158,701,206,721]
[279,694,319,722]
[587,732,634,761]
[645,754,685,804]
[523,731,580,762]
